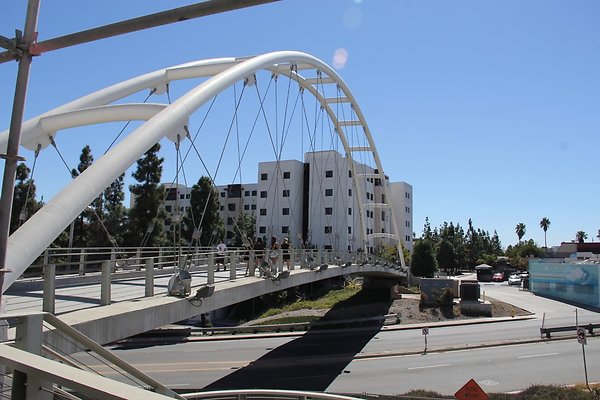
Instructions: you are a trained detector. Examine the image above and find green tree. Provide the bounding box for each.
[125,143,167,247]
[505,239,542,269]
[181,176,223,246]
[71,145,95,247]
[10,163,42,233]
[539,217,550,249]
[576,231,587,243]
[515,222,526,243]
[232,211,256,247]
[410,239,437,278]
[102,173,126,247]
[436,239,458,275]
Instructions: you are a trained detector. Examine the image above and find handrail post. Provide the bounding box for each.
[78,249,86,276]
[207,253,215,285]
[229,251,237,280]
[42,264,56,314]
[101,260,111,306]
[158,247,164,269]
[136,247,142,271]
[110,248,116,270]
[145,258,154,297]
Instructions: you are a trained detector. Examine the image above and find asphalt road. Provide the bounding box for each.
[70,282,600,396]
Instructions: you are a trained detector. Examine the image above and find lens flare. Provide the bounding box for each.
[333,48,349,69]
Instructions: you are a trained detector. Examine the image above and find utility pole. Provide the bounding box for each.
[0,0,41,308]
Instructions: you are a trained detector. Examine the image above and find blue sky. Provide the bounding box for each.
[1,0,599,249]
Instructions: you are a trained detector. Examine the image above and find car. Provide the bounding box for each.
[508,274,522,285]
[492,272,504,282]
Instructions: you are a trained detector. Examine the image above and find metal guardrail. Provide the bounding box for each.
[139,314,401,338]
[540,323,599,339]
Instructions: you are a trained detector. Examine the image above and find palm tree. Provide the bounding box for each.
[576,231,587,243]
[539,218,550,249]
[515,223,526,242]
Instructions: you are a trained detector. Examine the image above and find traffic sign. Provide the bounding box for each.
[577,327,587,345]
[422,327,429,335]
[455,378,488,400]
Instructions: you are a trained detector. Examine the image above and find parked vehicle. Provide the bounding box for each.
[508,274,522,285]
[492,272,505,282]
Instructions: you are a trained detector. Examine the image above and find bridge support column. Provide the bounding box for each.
[145,258,154,297]
[12,314,52,400]
[229,251,237,280]
[300,249,306,269]
[101,261,111,306]
[207,253,215,285]
[42,264,56,314]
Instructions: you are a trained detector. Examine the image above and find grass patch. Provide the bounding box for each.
[254,315,322,326]
[258,282,362,319]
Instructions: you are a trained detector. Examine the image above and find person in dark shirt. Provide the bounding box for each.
[281,237,291,270]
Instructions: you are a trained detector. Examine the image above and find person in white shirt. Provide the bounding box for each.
[216,241,227,271]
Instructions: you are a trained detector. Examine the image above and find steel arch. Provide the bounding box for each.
[0,51,404,292]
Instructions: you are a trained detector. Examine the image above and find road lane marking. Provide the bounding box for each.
[407,364,451,370]
[517,352,559,359]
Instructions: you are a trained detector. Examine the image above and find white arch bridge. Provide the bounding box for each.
[0,51,408,399]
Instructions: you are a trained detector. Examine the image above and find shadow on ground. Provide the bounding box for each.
[202,289,392,391]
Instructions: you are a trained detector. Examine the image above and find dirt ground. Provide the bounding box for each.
[245,296,531,326]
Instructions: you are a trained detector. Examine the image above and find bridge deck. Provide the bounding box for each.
[5,263,403,355]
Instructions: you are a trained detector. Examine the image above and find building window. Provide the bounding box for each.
[227,217,234,225]
[325,188,333,196]
[282,226,289,234]
[261,173,268,181]
[348,170,352,178]
[244,204,250,211]
[348,189,352,196]
[220,192,226,198]
[165,205,172,212]
[325,170,333,178]
[381,211,385,221]
[282,189,290,197]
[245,190,250,196]
[186,194,191,199]
[348,226,352,234]
[251,190,257,196]
[348,208,352,215]
[405,221,410,227]
[405,206,411,213]
[251,204,256,210]
[179,194,185,200]
[260,191,267,198]
[260,208,267,216]
[405,235,411,242]
[381,228,385,233]
[259,226,266,234]
[381,194,385,203]
[226,231,234,239]
[366,192,370,200]
[282,208,290,215]
[219,206,224,211]
[228,203,236,211]
[325,207,333,215]
[405,192,410,199]
[283,171,290,179]
[324,226,332,234]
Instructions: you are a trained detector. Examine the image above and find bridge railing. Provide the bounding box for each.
[14,246,397,315]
